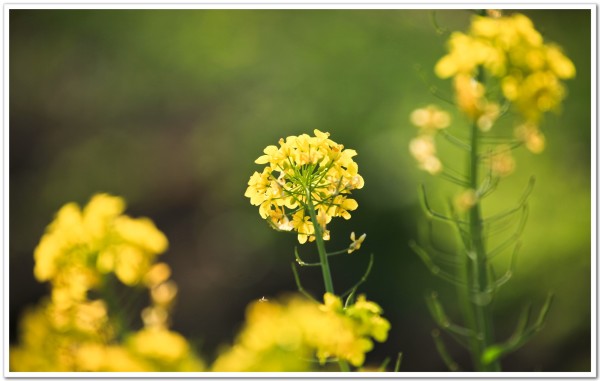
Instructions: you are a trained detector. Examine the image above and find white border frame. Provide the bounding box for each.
[2,2,596,379]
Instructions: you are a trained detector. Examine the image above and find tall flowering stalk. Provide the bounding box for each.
[243,130,390,371]
[409,11,574,371]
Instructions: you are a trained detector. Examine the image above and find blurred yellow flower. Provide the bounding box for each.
[127,327,190,364]
[33,194,168,287]
[144,262,172,288]
[11,194,205,372]
[488,145,516,176]
[410,105,451,132]
[75,344,147,372]
[515,122,546,153]
[213,293,390,371]
[409,135,442,175]
[435,12,575,127]
[150,280,178,306]
[453,189,478,212]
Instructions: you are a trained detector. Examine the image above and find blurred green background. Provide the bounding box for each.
[9,9,591,371]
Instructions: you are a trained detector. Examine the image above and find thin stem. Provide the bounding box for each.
[291,263,318,302]
[304,188,335,295]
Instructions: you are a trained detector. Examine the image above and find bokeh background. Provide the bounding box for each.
[9,8,591,372]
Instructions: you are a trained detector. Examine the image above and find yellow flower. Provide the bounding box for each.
[244,170,271,206]
[410,105,451,132]
[321,291,344,313]
[127,327,190,364]
[150,280,178,306]
[409,135,442,175]
[73,300,109,334]
[213,293,390,371]
[246,130,362,243]
[143,262,172,288]
[82,194,125,238]
[509,70,567,122]
[292,210,315,244]
[13,194,206,372]
[113,245,148,285]
[546,44,576,79]
[488,145,516,177]
[33,194,170,288]
[345,295,391,343]
[453,74,485,120]
[476,102,501,132]
[434,12,575,130]
[515,122,546,153]
[75,344,148,372]
[141,306,169,328]
[333,196,359,219]
[319,293,390,365]
[348,232,366,254]
[114,216,168,254]
[435,32,499,78]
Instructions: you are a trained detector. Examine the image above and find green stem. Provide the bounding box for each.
[465,118,501,371]
[304,188,351,372]
[305,189,335,295]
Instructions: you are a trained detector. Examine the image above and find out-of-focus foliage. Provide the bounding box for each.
[10,9,591,371]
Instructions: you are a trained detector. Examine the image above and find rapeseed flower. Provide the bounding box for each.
[409,106,450,175]
[34,193,168,287]
[348,232,367,254]
[245,130,363,243]
[435,12,575,131]
[212,293,390,371]
[488,145,516,177]
[11,194,205,372]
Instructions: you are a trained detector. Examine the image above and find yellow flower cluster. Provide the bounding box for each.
[245,129,364,243]
[409,105,451,174]
[34,193,168,286]
[435,12,575,150]
[212,293,390,371]
[10,194,204,372]
[10,301,204,372]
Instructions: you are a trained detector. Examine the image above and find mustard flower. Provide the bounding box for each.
[34,193,168,287]
[515,122,546,153]
[126,327,190,365]
[348,232,367,254]
[245,130,363,243]
[435,13,575,126]
[410,105,451,132]
[11,195,205,372]
[409,128,443,175]
[212,293,390,371]
[488,145,516,177]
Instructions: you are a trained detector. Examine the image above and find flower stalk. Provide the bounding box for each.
[245,130,388,371]
[464,117,500,371]
[409,10,575,371]
[304,188,335,295]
